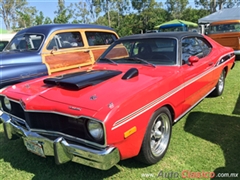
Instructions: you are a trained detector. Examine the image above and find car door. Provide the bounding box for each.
[41,30,93,74]
[181,37,214,112]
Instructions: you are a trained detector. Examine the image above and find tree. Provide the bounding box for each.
[35,11,44,25]
[71,1,92,24]
[131,0,165,33]
[165,0,189,19]
[54,0,72,23]
[131,0,150,12]
[16,6,37,28]
[91,0,113,27]
[0,0,28,30]
[112,0,130,28]
[44,17,53,24]
[194,0,240,13]
[182,8,209,24]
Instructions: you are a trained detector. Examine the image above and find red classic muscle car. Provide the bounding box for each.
[0,32,235,170]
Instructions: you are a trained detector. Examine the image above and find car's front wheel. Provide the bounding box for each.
[136,107,172,165]
[211,70,226,97]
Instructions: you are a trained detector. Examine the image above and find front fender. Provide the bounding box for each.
[0,63,48,88]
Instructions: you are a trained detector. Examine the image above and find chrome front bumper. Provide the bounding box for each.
[0,113,120,170]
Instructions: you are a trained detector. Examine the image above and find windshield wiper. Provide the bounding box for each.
[98,58,118,65]
[124,57,156,68]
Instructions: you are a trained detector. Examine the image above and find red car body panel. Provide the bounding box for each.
[0,32,235,170]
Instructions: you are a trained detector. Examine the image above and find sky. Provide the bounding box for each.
[1,0,196,31]
[0,0,77,30]
[28,0,196,19]
[28,0,76,19]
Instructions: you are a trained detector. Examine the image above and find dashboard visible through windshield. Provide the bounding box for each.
[98,38,177,66]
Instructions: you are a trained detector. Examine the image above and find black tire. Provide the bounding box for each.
[211,70,226,97]
[136,107,172,165]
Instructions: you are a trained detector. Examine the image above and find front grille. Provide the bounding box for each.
[0,97,104,145]
[26,112,87,138]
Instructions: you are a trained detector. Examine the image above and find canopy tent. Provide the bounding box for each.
[198,7,240,24]
[154,19,198,29]
[0,28,15,41]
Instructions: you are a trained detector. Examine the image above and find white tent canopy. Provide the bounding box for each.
[198,7,240,24]
[0,33,15,41]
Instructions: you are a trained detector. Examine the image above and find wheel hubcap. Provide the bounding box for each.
[150,113,170,157]
[218,73,224,92]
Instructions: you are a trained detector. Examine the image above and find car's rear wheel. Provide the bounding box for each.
[136,107,172,165]
[211,70,226,97]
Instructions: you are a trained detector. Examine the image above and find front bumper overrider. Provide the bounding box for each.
[0,112,120,170]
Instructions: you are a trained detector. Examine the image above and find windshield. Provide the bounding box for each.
[4,33,44,52]
[98,38,177,66]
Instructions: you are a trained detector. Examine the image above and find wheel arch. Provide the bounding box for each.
[160,104,175,123]
[223,66,228,77]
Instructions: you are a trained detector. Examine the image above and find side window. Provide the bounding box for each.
[196,38,212,57]
[46,32,83,50]
[86,32,117,46]
[182,37,203,63]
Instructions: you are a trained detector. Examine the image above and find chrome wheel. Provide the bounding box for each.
[210,70,226,97]
[150,113,171,157]
[218,72,224,93]
[137,107,172,165]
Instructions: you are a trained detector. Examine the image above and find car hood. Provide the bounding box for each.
[5,64,177,112]
[0,51,40,65]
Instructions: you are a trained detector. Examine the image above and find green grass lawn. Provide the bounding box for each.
[1,61,240,180]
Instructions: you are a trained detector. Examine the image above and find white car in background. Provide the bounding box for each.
[0,33,16,51]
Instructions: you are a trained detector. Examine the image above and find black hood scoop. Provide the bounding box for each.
[43,70,122,90]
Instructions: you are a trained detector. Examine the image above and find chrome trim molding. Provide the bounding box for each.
[234,50,240,55]
[0,113,120,170]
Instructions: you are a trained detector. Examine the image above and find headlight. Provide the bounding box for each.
[3,97,11,111]
[87,120,103,141]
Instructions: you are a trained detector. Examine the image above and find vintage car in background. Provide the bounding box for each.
[0,33,16,51]
[0,24,119,89]
[0,41,9,51]
[206,20,240,56]
[0,32,235,170]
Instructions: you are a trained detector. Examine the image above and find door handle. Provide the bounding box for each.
[84,50,90,53]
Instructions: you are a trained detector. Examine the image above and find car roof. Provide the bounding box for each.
[16,24,115,36]
[118,32,203,41]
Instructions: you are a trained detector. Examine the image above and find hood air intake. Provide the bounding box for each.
[44,70,122,90]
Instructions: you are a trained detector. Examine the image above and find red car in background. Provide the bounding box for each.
[0,32,235,170]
